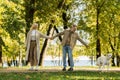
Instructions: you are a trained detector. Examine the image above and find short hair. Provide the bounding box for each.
[72,24,77,27]
[31,23,38,30]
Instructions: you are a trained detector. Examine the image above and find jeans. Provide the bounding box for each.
[62,45,74,68]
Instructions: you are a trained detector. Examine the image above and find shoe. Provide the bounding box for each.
[28,67,33,71]
[35,65,38,71]
[62,67,66,71]
[68,68,73,71]
[34,67,39,71]
[34,69,38,71]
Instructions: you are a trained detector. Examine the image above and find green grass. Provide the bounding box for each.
[0,70,120,80]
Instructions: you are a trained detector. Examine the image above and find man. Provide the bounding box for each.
[52,24,88,71]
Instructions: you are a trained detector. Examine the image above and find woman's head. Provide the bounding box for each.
[31,23,38,30]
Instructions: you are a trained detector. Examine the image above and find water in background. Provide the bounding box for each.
[43,60,96,66]
[43,56,96,66]
[2,56,96,67]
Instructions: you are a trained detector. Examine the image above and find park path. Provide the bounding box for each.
[0,67,120,73]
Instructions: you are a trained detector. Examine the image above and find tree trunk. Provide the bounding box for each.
[0,37,4,66]
[54,26,62,42]
[116,53,120,67]
[95,0,106,59]
[108,37,116,66]
[116,33,120,67]
[39,24,53,66]
[96,38,101,58]
[24,0,35,36]
[96,6,101,59]
[62,12,68,29]
[0,45,2,64]
[111,53,115,66]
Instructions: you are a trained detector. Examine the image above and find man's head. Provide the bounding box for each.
[70,24,77,32]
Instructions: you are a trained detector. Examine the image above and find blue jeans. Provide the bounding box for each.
[62,45,74,68]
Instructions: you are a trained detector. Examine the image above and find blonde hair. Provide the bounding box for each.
[30,23,38,30]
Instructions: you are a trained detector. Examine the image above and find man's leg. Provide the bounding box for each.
[62,46,67,71]
[68,46,74,71]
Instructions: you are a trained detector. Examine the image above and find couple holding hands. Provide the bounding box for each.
[26,23,88,71]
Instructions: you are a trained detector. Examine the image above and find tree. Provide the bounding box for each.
[78,0,120,60]
[0,0,25,66]
[24,0,35,36]
[39,22,53,66]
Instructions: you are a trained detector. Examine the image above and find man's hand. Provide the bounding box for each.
[49,37,54,40]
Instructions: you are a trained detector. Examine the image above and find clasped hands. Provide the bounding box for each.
[49,36,54,40]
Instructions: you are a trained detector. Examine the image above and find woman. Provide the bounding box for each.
[25,23,51,70]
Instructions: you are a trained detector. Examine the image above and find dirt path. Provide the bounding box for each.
[0,67,120,73]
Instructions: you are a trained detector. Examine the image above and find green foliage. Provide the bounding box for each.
[1,0,25,40]
[0,0,25,59]
[1,0,120,59]
[76,0,120,55]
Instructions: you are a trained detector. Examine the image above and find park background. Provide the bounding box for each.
[0,0,120,79]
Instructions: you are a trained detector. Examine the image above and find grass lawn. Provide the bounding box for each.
[0,67,120,80]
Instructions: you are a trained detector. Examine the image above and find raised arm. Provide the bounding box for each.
[52,31,64,39]
[39,32,51,39]
[77,34,88,47]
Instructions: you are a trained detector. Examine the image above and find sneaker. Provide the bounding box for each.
[35,66,39,71]
[68,68,73,71]
[62,67,66,71]
[35,66,38,71]
[34,68,38,71]
[28,67,33,71]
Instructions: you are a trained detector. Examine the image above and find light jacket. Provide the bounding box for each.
[25,30,49,64]
[53,29,87,50]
